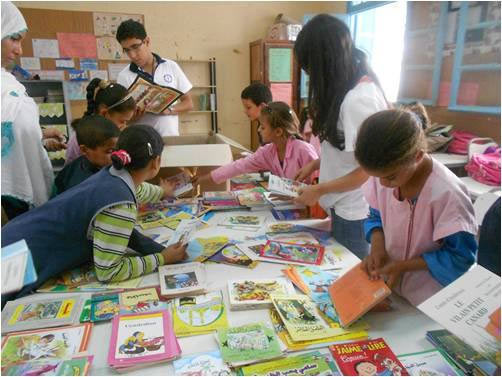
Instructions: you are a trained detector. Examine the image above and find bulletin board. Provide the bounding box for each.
[17,8,145,121]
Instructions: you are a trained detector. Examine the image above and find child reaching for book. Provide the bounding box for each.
[2,125,188,303]
[354,108,477,306]
[54,115,175,202]
[193,101,319,186]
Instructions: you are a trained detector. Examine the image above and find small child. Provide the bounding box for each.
[194,101,319,185]
[2,125,187,302]
[55,115,174,202]
[65,78,136,165]
[299,107,321,157]
[354,108,477,306]
[241,83,272,146]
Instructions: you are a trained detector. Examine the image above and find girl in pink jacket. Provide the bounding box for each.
[194,101,319,185]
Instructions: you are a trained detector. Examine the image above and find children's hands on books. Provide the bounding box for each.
[294,159,320,182]
[162,107,177,116]
[191,173,212,187]
[294,185,321,206]
[159,178,176,199]
[371,261,404,288]
[361,237,388,280]
[131,102,147,122]
[161,241,188,264]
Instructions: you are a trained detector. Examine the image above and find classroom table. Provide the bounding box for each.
[8,212,444,376]
[431,152,468,169]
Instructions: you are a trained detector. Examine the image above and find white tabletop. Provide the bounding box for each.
[10,212,443,376]
[431,152,468,168]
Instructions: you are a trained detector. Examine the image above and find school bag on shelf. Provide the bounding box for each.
[465,146,501,186]
[447,130,479,155]
[425,124,454,152]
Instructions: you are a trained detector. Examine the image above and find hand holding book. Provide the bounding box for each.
[161,241,188,264]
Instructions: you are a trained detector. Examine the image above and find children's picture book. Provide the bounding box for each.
[172,291,228,337]
[2,355,94,376]
[127,75,183,114]
[238,350,335,376]
[417,265,500,373]
[90,292,119,322]
[268,174,307,198]
[328,263,391,327]
[79,299,91,323]
[119,287,169,315]
[206,243,258,269]
[1,323,92,367]
[398,349,461,376]
[330,338,409,376]
[137,210,167,230]
[260,241,325,265]
[187,236,229,262]
[166,171,194,197]
[163,211,195,230]
[2,296,85,334]
[228,278,296,310]
[218,214,266,231]
[158,262,206,298]
[271,207,310,221]
[266,223,331,244]
[173,350,231,376]
[270,294,343,342]
[216,322,282,367]
[267,231,319,245]
[164,218,205,248]
[1,239,37,295]
[108,310,180,369]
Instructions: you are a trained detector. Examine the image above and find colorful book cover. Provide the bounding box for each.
[79,299,92,323]
[108,310,179,368]
[267,231,320,246]
[158,262,206,297]
[218,214,266,230]
[217,322,282,365]
[1,239,37,295]
[207,243,258,269]
[1,323,92,367]
[166,171,194,197]
[203,191,236,201]
[266,223,332,244]
[60,264,97,288]
[56,355,94,375]
[270,294,343,342]
[228,278,296,310]
[328,263,391,327]
[2,355,93,376]
[162,211,195,230]
[119,287,169,315]
[138,210,166,230]
[239,350,334,376]
[418,265,500,372]
[398,349,461,376]
[260,241,325,265]
[187,236,229,262]
[330,338,409,376]
[268,174,307,197]
[271,208,309,221]
[237,188,268,207]
[173,350,231,376]
[172,291,228,337]
[90,293,119,322]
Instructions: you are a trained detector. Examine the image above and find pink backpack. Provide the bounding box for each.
[447,131,478,155]
[465,147,501,186]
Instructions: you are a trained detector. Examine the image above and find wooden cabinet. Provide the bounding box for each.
[249,39,299,150]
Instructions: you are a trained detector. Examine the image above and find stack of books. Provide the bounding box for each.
[398,348,462,376]
[158,262,207,299]
[108,310,180,371]
[202,191,243,211]
[2,355,94,376]
[227,278,296,311]
[235,187,272,211]
[267,174,307,198]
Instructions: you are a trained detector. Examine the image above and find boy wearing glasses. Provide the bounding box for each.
[116,20,193,137]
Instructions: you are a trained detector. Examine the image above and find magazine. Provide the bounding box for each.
[158,262,206,298]
[127,75,183,114]
[260,241,325,265]
[330,338,409,376]
[90,293,120,322]
[1,239,37,294]
[268,174,307,198]
[206,243,258,269]
[173,350,231,376]
[228,278,296,310]
[398,349,461,376]
[2,355,94,376]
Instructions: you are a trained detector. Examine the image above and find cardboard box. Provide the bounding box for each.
[156,132,249,192]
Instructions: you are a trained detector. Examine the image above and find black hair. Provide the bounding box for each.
[401,101,431,130]
[116,19,147,43]
[112,124,163,171]
[241,83,273,106]
[74,115,120,149]
[299,107,310,134]
[294,14,386,150]
[260,101,303,140]
[84,78,136,116]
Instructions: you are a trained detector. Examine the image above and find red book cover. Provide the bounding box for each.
[330,338,409,376]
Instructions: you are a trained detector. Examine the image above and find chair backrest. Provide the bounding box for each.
[467,138,498,160]
[473,191,501,226]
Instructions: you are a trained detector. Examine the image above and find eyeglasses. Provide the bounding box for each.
[122,40,144,54]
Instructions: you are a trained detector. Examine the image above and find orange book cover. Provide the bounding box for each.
[328,263,391,327]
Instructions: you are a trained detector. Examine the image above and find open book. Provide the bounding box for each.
[127,76,183,114]
[268,174,307,198]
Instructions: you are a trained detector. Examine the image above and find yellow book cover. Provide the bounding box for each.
[120,288,159,307]
[163,211,194,230]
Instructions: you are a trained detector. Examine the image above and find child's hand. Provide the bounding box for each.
[372,261,404,288]
[191,173,212,187]
[159,178,176,198]
[43,138,67,151]
[161,241,188,264]
[294,159,320,182]
[131,103,147,122]
[294,185,321,206]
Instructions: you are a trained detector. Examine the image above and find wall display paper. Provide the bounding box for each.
[66,81,87,100]
[93,12,143,37]
[268,48,292,82]
[32,39,60,58]
[89,70,109,81]
[79,58,98,71]
[30,70,65,81]
[57,32,97,59]
[68,69,88,81]
[270,83,293,107]
[20,57,41,71]
[55,58,75,69]
[97,36,125,60]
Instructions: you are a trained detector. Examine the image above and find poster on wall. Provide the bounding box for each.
[97,36,124,60]
[93,12,144,37]
[57,33,97,59]
[32,39,60,58]
[270,83,293,107]
[268,48,292,82]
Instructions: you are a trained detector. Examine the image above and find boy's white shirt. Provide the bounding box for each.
[117,57,192,137]
[318,81,388,221]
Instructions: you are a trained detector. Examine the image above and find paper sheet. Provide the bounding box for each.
[268,48,292,82]
[80,58,98,71]
[89,70,108,81]
[31,70,65,81]
[57,32,97,59]
[97,36,125,60]
[20,57,41,70]
[93,12,143,36]
[55,58,75,69]
[32,39,60,58]
[270,83,293,107]
[65,81,87,100]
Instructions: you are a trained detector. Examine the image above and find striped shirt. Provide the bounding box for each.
[136,182,164,203]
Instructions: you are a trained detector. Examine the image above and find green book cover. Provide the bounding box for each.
[79,299,91,323]
[56,357,91,375]
[217,322,282,364]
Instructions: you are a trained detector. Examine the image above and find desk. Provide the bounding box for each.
[431,152,468,168]
[460,176,501,200]
[7,214,442,376]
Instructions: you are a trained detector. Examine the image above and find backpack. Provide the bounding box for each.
[447,131,478,155]
[465,147,501,186]
[425,124,454,153]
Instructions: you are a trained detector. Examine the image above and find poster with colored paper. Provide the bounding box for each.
[31,70,65,81]
[65,81,87,100]
[68,69,88,81]
[20,57,41,71]
[268,48,292,82]
[97,36,124,60]
[57,32,97,59]
[32,39,60,58]
[93,12,143,37]
[55,58,75,69]
[270,83,293,107]
[89,70,108,81]
[80,58,98,71]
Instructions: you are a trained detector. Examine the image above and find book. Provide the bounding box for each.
[228,278,296,310]
[260,241,325,265]
[107,310,180,370]
[398,349,461,376]
[267,231,320,246]
[202,191,243,211]
[417,265,500,373]
[238,350,335,376]
[266,223,332,245]
[2,355,94,376]
[1,239,37,294]
[2,295,85,334]
[158,261,206,298]
[187,236,229,262]
[236,188,271,210]
[173,350,231,376]
[165,171,194,197]
[79,299,91,323]
[268,174,307,198]
[90,292,120,322]
[172,291,228,337]
[127,75,183,114]
[270,294,343,342]
[1,323,92,367]
[271,208,310,221]
[163,211,195,230]
[216,322,283,367]
[163,218,206,248]
[218,214,266,231]
[137,210,167,230]
[328,263,391,327]
[119,287,169,315]
[330,338,409,376]
[207,243,258,269]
